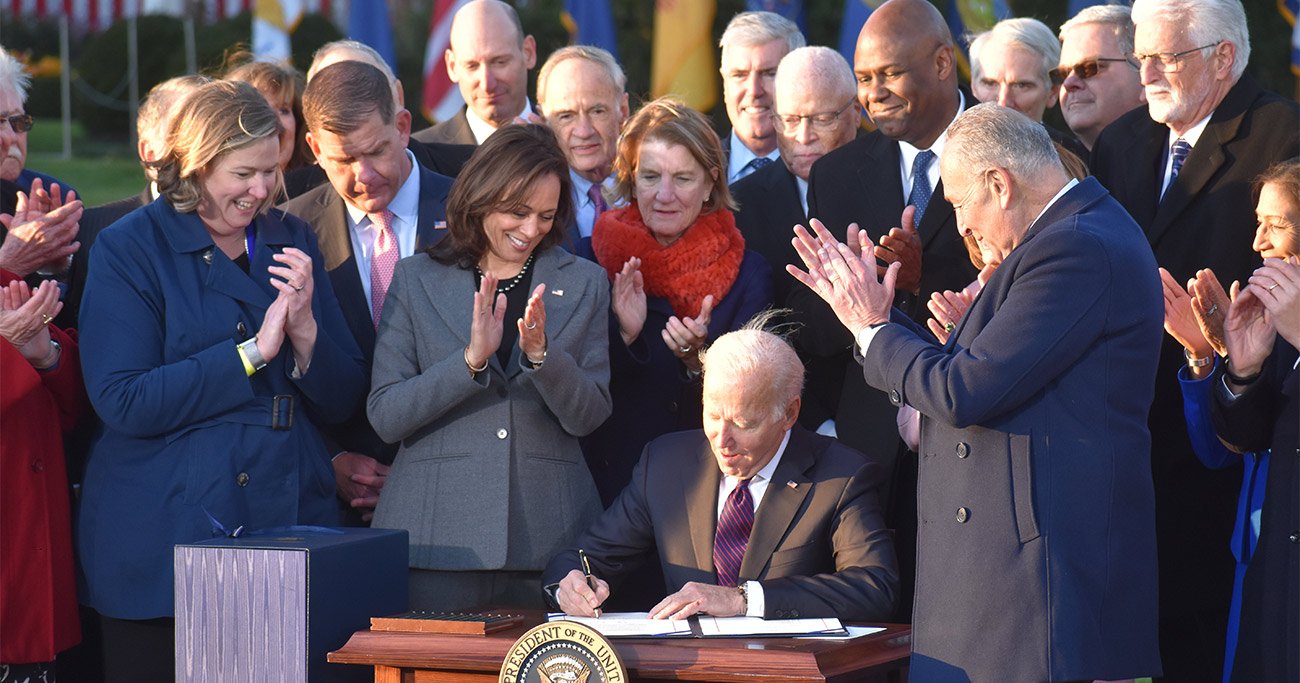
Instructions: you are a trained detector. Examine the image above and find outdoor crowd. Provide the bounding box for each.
[0,0,1297,681]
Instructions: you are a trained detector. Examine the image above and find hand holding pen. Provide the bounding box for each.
[557,550,610,618]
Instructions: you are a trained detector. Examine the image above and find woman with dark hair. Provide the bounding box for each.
[226,56,312,173]
[77,80,365,680]
[367,124,611,611]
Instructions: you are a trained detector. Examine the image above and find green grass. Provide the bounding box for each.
[25,118,146,207]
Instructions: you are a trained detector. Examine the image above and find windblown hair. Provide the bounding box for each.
[0,46,31,103]
[701,309,805,422]
[136,74,211,178]
[612,98,736,212]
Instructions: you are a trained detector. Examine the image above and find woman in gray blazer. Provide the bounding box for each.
[367,125,612,610]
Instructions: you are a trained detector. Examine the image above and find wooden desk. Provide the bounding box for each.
[329,616,910,682]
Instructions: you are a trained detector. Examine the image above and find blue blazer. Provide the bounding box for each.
[860,178,1164,680]
[77,199,366,619]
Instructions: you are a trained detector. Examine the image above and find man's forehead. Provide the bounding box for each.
[0,88,23,114]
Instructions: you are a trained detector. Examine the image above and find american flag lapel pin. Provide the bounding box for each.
[552,289,564,296]
[786,480,798,489]
[434,221,447,230]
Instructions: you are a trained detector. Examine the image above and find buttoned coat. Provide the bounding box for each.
[367,247,611,570]
[76,200,367,619]
[544,427,899,621]
[860,178,1164,681]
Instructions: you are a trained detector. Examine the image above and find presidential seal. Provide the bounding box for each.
[499,621,626,683]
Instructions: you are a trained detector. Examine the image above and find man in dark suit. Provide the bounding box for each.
[717,11,804,185]
[412,0,536,146]
[793,103,1163,681]
[1091,0,1300,677]
[281,61,454,523]
[544,322,898,622]
[284,40,474,200]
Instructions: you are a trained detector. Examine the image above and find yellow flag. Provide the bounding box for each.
[651,0,717,112]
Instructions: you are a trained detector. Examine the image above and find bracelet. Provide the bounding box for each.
[1225,362,1262,386]
[1183,348,1213,368]
[525,349,546,369]
[464,347,488,377]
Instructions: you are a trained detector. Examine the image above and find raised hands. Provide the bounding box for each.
[1222,279,1276,385]
[612,256,646,346]
[268,247,318,370]
[0,279,62,367]
[1159,267,1215,362]
[875,205,923,295]
[518,283,548,365]
[465,273,507,373]
[664,294,713,373]
[1248,257,1300,350]
[1188,268,1230,357]
[788,218,896,336]
[0,179,83,277]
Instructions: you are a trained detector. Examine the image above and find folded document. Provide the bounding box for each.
[546,612,851,639]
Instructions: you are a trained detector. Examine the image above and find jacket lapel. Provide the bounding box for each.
[424,258,474,349]
[311,191,376,352]
[686,439,722,575]
[414,166,452,250]
[859,137,905,240]
[916,178,954,249]
[740,430,814,580]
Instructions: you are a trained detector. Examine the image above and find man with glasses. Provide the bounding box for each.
[1091,0,1299,679]
[1055,4,1144,151]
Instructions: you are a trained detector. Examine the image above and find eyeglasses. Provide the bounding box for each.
[1130,42,1222,73]
[0,113,33,133]
[1048,57,1135,84]
[773,99,858,133]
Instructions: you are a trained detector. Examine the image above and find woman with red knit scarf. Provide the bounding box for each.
[581,98,773,520]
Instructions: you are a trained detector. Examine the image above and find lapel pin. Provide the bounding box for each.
[786,480,798,489]
[202,249,213,265]
[552,289,564,296]
[434,221,447,230]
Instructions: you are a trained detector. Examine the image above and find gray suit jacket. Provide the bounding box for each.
[368,247,612,571]
[413,108,477,146]
[544,427,899,621]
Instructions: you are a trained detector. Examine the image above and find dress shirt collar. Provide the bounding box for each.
[466,99,536,145]
[1166,112,1212,150]
[1029,178,1080,231]
[796,175,810,218]
[727,131,780,185]
[898,90,966,201]
[717,429,792,517]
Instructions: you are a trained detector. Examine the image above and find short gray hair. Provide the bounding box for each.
[536,46,626,110]
[0,47,31,104]
[308,40,397,83]
[1059,3,1137,58]
[775,46,856,103]
[719,11,806,53]
[945,103,1061,180]
[701,310,804,420]
[969,18,1060,87]
[1131,0,1250,81]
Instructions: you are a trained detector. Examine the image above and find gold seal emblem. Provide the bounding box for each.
[500,621,626,683]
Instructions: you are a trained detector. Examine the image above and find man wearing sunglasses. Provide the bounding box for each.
[1090,0,1300,680]
[1055,4,1145,152]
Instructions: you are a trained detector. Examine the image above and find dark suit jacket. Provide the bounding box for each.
[60,188,152,329]
[280,164,455,466]
[412,108,477,146]
[730,161,805,309]
[1092,74,1300,643]
[861,178,1163,681]
[545,427,899,621]
[1213,340,1300,683]
[281,140,474,200]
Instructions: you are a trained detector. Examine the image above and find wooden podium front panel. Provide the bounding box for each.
[329,617,910,682]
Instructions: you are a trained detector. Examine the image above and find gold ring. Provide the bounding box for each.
[40,314,53,325]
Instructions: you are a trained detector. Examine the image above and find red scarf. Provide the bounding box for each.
[592,205,745,319]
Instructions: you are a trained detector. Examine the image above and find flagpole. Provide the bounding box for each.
[127,17,140,154]
[59,15,72,160]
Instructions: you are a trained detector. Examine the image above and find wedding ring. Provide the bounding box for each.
[1268,283,1279,292]
[293,283,304,292]
[40,313,53,325]
[678,345,692,354]
[944,321,956,333]
[1206,304,1218,316]
[525,321,537,330]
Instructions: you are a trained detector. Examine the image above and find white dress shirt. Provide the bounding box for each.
[715,429,792,617]
[344,149,423,315]
[897,91,966,204]
[727,131,780,185]
[466,98,537,145]
[1160,113,1212,198]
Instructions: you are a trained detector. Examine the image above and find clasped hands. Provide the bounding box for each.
[787,218,898,336]
[255,247,318,371]
[556,570,745,620]
[465,276,548,372]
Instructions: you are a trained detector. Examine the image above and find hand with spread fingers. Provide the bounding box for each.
[1188,268,1229,357]
[556,569,610,618]
[518,283,548,365]
[788,218,897,336]
[0,181,83,277]
[663,294,713,373]
[1159,268,1215,367]
[466,272,507,373]
[611,257,646,346]
[1222,279,1277,387]
[1248,257,1300,349]
[874,205,923,295]
[0,279,62,367]
[648,581,745,620]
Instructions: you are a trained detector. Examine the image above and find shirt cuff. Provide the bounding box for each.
[745,580,765,618]
[856,323,887,356]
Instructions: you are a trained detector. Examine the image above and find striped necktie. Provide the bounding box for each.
[713,479,754,587]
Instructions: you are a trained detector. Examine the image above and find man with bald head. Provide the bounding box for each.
[536,46,629,249]
[413,0,537,146]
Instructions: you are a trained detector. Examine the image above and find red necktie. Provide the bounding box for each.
[369,210,398,328]
[713,479,754,587]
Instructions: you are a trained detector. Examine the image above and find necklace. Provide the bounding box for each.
[477,252,535,293]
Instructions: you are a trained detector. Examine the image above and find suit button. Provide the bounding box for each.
[668,401,678,413]
[956,507,969,523]
[1290,532,1300,544]
[30,459,44,472]
[236,472,250,487]
[889,389,902,405]
[497,428,508,440]
[956,442,969,459]
[237,321,247,336]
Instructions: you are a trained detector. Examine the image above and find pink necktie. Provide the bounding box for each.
[713,479,754,587]
[369,210,398,328]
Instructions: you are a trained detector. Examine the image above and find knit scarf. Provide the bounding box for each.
[592,204,745,319]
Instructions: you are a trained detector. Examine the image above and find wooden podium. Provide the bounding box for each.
[328,613,910,682]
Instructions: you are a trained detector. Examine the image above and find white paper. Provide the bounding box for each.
[546,612,691,638]
[796,625,886,640]
[696,616,847,637]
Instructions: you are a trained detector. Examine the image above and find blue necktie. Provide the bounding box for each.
[909,150,936,223]
[1163,138,1191,200]
[738,156,774,182]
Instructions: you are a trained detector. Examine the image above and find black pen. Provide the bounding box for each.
[578,549,602,618]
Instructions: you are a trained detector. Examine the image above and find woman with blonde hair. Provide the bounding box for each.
[77,79,365,680]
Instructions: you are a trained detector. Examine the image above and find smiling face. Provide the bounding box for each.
[721,38,790,156]
[195,137,280,240]
[481,173,561,275]
[1253,182,1300,260]
[633,139,715,247]
[1057,24,1144,148]
[0,87,27,182]
[445,4,536,127]
[973,40,1056,122]
[539,58,628,183]
[703,364,798,480]
[308,109,413,215]
[853,28,954,149]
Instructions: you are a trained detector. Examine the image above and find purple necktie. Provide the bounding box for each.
[713,479,754,587]
[587,183,609,217]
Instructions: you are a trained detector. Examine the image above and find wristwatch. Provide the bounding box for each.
[736,582,749,615]
[238,337,267,373]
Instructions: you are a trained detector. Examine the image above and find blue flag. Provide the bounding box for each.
[348,0,397,75]
[562,0,620,61]
[1284,0,1300,76]
[838,0,876,66]
[747,0,806,33]
[1067,0,1108,19]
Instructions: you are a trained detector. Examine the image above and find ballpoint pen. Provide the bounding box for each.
[578,549,602,618]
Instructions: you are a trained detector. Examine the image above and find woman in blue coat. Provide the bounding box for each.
[77,80,366,681]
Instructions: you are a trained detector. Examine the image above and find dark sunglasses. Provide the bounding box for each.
[1048,57,1135,84]
[1,113,34,133]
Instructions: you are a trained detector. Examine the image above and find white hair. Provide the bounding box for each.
[775,46,856,103]
[701,310,804,421]
[1130,0,1250,81]
[1059,3,1137,57]
[537,45,626,108]
[945,103,1061,180]
[969,17,1060,87]
[308,40,397,83]
[0,47,31,104]
[719,11,806,52]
